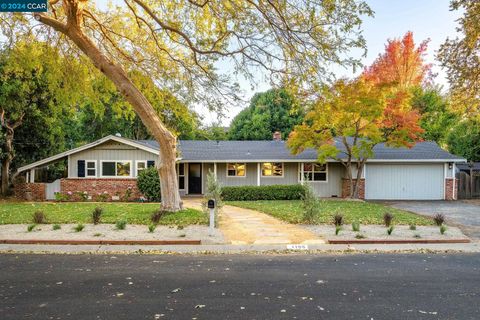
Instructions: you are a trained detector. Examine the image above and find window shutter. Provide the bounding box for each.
[77,160,86,177]
[147,160,155,168]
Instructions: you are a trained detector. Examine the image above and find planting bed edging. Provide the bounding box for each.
[328,239,470,244]
[0,239,201,245]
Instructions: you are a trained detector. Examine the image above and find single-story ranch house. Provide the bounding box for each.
[15,133,465,201]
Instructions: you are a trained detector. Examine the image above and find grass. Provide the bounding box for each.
[227,200,433,225]
[0,202,206,225]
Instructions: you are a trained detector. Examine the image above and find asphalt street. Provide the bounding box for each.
[1,253,479,319]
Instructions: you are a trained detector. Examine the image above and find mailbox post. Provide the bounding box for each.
[207,199,215,235]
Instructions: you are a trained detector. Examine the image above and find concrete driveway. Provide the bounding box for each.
[385,200,480,239]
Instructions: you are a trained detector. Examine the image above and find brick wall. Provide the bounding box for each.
[341,178,365,199]
[60,178,143,201]
[445,178,458,201]
[14,183,46,201]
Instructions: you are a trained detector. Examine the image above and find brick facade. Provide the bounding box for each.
[14,183,46,201]
[444,178,458,201]
[60,178,143,201]
[341,178,365,199]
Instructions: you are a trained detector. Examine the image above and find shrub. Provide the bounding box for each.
[387,226,394,235]
[27,224,36,232]
[32,210,46,224]
[76,191,88,201]
[148,224,156,233]
[96,191,109,202]
[413,233,421,239]
[122,187,133,202]
[352,221,360,232]
[301,184,320,224]
[151,210,165,224]
[137,167,161,202]
[440,225,447,235]
[54,192,69,201]
[115,220,127,230]
[93,233,102,237]
[73,224,85,232]
[92,207,103,225]
[333,213,343,227]
[52,224,61,230]
[409,224,416,230]
[335,225,342,235]
[355,233,365,239]
[221,184,306,201]
[433,213,445,226]
[383,212,394,227]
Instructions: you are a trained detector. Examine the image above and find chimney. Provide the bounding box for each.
[273,131,282,141]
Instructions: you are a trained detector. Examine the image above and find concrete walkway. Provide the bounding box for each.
[182,198,324,245]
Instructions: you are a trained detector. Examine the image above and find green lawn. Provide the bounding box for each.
[0,202,207,225]
[227,200,433,225]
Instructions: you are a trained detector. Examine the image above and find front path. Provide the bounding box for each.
[182,198,324,245]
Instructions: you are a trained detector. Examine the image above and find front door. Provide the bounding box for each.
[188,163,202,194]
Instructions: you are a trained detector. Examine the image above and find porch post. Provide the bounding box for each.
[257,163,261,186]
[29,169,35,183]
[213,162,217,181]
[300,163,304,185]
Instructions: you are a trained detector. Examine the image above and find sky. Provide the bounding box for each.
[95,0,462,127]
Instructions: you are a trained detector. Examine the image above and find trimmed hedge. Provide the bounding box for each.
[221,184,306,201]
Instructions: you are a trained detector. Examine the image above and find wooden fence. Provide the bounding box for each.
[457,171,480,199]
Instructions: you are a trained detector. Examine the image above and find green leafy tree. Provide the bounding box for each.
[411,86,458,144]
[438,0,480,115]
[228,88,303,140]
[4,0,372,211]
[195,122,228,141]
[0,41,87,195]
[447,118,480,161]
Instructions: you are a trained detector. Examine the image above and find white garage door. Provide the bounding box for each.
[365,163,444,200]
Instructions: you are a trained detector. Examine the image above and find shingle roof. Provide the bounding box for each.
[136,139,465,162]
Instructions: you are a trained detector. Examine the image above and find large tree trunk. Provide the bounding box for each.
[1,130,14,196]
[36,6,183,211]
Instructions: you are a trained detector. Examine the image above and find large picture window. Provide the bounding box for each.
[101,161,131,177]
[262,162,283,177]
[301,163,327,182]
[227,163,246,177]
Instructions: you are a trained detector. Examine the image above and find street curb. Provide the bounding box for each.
[328,239,470,244]
[0,239,201,245]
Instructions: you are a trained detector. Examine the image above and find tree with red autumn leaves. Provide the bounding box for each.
[288,32,427,198]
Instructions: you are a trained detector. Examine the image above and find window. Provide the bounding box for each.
[101,161,131,177]
[300,163,327,182]
[227,163,246,177]
[86,161,96,177]
[178,163,185,190]
[136,161,147,176]
[262,162,283,177]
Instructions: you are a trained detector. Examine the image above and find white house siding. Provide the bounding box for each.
[260,162,298,186]
[365,163,444,200]
[306,162,344,198]
[215,162,258,186]
[68,141,157,178]
[214,161,343,198]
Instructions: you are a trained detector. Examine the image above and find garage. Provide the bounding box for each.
[365,163,444,200]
